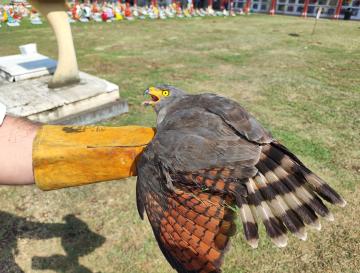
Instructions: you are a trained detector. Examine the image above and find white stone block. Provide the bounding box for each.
[0,53,57,82]
[0,72,128,124]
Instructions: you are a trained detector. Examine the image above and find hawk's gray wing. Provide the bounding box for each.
[157,93,273,144]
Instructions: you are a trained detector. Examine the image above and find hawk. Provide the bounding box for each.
[136,85,346,273]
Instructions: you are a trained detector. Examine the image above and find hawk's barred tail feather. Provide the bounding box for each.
[253,172,307,241]
[246,178,288,247]
[264,142,346,207]
[236,142,346,248]
[237,195,259,248]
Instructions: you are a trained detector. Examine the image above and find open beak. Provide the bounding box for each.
[142,87,162,106]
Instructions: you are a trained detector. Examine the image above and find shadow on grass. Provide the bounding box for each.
[288,33,300,37]
[0,211,105,273]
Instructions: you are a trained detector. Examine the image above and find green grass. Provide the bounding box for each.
[0,15,359,273]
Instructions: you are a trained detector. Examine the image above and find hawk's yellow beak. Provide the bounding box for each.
[143,87,167,106]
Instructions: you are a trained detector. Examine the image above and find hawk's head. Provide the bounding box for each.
[143,85,186,112]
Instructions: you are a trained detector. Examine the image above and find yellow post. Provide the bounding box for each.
[33,125,156,190]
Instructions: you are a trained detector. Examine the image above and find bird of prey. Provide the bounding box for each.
[136,85,346,273]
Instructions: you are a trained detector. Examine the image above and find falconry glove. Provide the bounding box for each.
[33,125,155,190]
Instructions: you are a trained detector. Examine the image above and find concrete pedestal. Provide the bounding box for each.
[0,45,128,125]
[0,72,128,125]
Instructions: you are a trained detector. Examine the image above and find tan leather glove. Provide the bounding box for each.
[33,125,155,190]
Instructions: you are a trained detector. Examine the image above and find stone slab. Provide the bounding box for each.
[0,53,57,82]
[52,100,129,125]
[0,72,128,124]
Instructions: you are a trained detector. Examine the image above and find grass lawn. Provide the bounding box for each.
[0,15,359,273]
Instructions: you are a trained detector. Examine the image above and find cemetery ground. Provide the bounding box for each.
[0,14,359,273]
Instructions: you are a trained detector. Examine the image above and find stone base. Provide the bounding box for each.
[0,72,128,125]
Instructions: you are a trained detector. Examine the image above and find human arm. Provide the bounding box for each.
[0,116,40,185]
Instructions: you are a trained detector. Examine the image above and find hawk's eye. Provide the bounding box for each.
[162,90,170,96]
